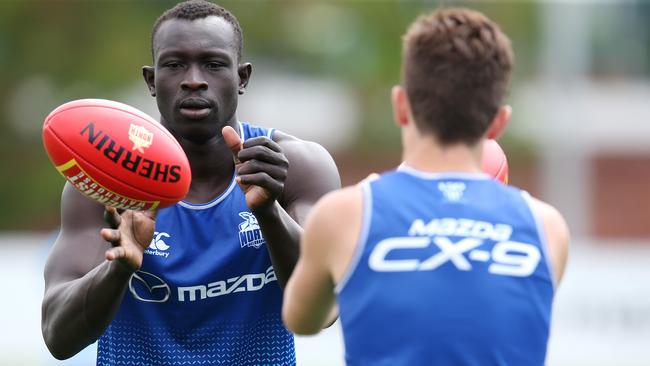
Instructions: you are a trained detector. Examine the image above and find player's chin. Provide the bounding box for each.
[175,125,221,144]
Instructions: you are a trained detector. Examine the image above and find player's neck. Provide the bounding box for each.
[176,129,238,204]
[402,135,483,174]
[184,145,235,203]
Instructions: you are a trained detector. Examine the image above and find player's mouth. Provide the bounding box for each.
[179,98,212,120]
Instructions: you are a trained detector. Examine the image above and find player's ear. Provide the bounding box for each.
[237,63,252,95]
[486,105,511,140]
[391,85,410,127]
[143,66,156,97]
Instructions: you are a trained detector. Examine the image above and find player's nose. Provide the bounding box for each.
[180,66,208,91]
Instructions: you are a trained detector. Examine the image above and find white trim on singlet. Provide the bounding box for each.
[238,121,245,140]
[176,123,273,210]
[335,181,373,294]
[521,191,557,290]
[177,122,246,210]
[238,121,275,140]
[177,170,238,210]
[397,164,490,180]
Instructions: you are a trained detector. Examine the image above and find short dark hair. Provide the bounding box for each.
[402,8,514,145]
[151,0,243,61]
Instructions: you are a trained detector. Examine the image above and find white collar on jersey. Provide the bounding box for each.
[397,163,490,180]
[176,122,244,210]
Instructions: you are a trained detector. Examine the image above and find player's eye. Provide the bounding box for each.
[162,62,183,69]
[205,62,225,70]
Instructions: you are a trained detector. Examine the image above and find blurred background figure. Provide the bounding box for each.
[0,1,649,365]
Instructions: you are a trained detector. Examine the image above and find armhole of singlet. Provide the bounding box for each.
[521,191,557,290]
[334,181,373,294]
[239,122,275,140]
[239,122,246,141]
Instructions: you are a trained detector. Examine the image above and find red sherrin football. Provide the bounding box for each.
[42,99,191,210]
[481,139,509,184]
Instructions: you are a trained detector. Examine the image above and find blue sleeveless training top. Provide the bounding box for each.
[336,167,555,366]
[97,123,295,365]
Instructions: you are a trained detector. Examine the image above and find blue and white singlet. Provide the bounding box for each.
[97,123,295,365]
[336,166,555,366]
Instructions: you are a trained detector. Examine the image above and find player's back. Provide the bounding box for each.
[336,166,555,366]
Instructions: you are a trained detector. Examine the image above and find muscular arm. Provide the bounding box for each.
[529,197,570,285]
[251,202,303,289]
[223,126,340,289]
[41,183,153,359]
[283,187,362,334]
[254,133,340,288]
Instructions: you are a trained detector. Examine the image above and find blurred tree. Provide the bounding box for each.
[0,0,549,230]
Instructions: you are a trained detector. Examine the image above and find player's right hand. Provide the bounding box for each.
[222,125,289,213]
[100,206,156,272]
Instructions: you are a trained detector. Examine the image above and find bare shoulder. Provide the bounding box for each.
[528,196,569,242]
[303,186,364,282]
[303,186,364,249]
[527,195,570,284]
[272,130,338,171]
[271,130,341,222]
[307,186,364,230]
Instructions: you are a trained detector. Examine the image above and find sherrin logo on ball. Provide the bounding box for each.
[43,99,191,210]
[78,121,181,184]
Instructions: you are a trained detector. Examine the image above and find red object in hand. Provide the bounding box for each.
[481,139,509,184]
[42,99,191,210]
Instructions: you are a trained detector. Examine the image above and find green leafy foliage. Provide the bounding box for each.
[0,0,625,229]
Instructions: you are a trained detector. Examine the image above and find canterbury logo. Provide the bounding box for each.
[145,231,171,258]
[128,124,153,153]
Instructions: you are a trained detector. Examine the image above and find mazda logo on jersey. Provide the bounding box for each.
[368,217,541,277]
[129,271,171,303]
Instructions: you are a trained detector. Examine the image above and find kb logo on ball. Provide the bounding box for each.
[128,124,154,153]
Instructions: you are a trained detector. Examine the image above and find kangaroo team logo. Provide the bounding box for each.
[128,123,154,153]
[238,212,266,249]
[438,181,466,202]
[145,231,171,258]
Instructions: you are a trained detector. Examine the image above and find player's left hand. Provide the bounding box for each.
[222,126,289,213]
